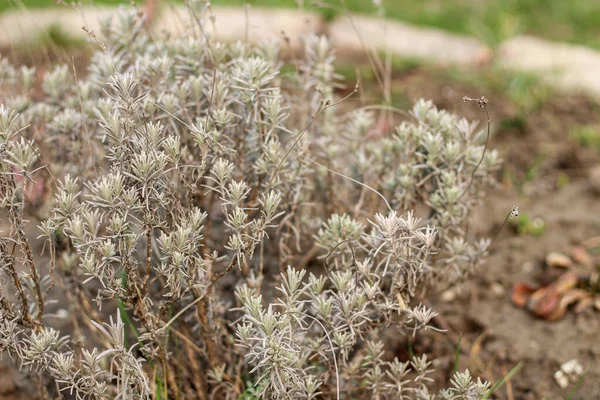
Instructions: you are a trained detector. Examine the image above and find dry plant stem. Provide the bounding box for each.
[186,0,214,61]
[295,244,319,269]
[0,288,13,317]
[191,260,239,369]
[461,96,490,198]
[308,315,340,400]
[181,333,209,400]
[196,295,223,368]
[5,243,33,326]
[325,163,338,215]
[304,156,392,212]
[289,312,340,400]
[502,365,515,400]
[37,374,49,400]
[123,254,180,397]
[484,352,500,383]
[144,224,152,291]
[42,239,56,300]
[269,82,359,188]
[18,225,44,322]
[182,325,210,394]
[468,331,488,374]
[339,0,386,98]
[6,173,44,325]
[158,350,179,400]
[208,258,236,291]
[490,208,515,246]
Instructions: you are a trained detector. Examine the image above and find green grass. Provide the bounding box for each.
[441,66,552,114]
[482,361,523,400]
[570,124,600,152]
[2,0,600,49]
[511,213,545,237]
[35,23,87,49]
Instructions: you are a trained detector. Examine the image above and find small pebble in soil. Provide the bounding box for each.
[440,289,456,302]
[490,282,505,297]
[522,261,535,273]
[554,370,570,389]
[554,359,584,389]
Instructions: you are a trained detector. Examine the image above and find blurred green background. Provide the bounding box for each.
[2,0,600,49]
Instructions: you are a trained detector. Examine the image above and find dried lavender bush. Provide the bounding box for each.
[0,2,499,399]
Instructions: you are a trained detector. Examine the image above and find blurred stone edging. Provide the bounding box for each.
[1,5,600,99]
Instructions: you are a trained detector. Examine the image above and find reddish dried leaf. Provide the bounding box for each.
[528,286,559,319]
[511,282,538,308]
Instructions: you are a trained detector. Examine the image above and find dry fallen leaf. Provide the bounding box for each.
[554,271,579,294]
[571,246,593,268]
[574,296,594,313]
[547,289,591,321]
[546,252,573,269]
[528,286,559,319]
[512,271,592,321]
[511,282,537,308]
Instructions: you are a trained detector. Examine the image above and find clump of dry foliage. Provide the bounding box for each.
[0,2,500,399]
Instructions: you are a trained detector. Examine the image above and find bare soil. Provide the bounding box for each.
[382,67,600,399]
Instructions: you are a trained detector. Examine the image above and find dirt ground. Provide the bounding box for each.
[2,46,600,399]
[379,67,600,399]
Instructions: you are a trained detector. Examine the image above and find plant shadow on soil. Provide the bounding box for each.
[2,44,600,399]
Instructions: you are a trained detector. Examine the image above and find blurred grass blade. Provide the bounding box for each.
[567,366,589,400]
[483,361,523,399]
[453,333,462,376]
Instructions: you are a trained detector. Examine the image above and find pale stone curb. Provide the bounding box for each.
[155,7,325,48]
[328,15,491,66]
[498,35,600,98]
[2,6,600,99]
[0,7,112,47]
[0,6,325,50]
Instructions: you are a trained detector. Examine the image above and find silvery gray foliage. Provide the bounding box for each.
[315,98,501,287]
[0,1,499,398]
